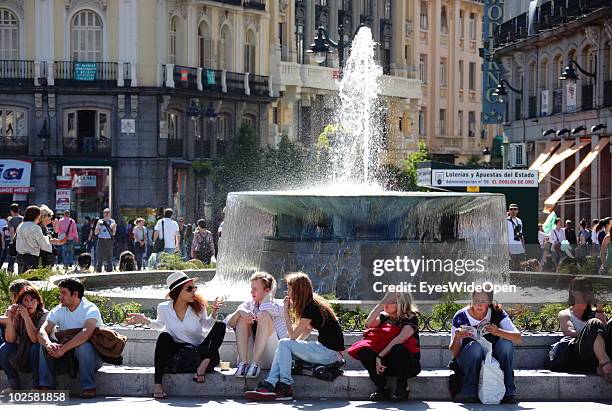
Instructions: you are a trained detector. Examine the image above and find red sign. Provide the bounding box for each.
[56,175,72,189]
[332,70,340,79]
[180,69,188,82]
[0,187,32,194]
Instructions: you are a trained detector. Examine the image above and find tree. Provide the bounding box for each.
[402,140,431,191]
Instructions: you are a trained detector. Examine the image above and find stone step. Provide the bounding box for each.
[3,367,611,401]
[115,327,562,369]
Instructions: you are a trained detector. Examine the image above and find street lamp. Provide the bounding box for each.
[492,79,523,103]
[542,129,556,137]
[307,23,366,70]
[560,59,596,82]
[591,123,607,133]
[482,147,491,164]
[571,126,586,135]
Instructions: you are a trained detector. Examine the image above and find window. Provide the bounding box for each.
[0,8,18,59]
[459,60,464,89]
[458,110,463,136]
[469,62,476,90]
[540,59,548,90]
[169,16,177,64]
[441,6,448,34]
[420,1,428,30]
[343,0,352,10]
[553,55,563,88]
[244,30,256,73]
[166,111,180,141]
[242,115,256,129]
[529,62,536,95]
[198,21,213,68]
[419,109,426,136]
[219,26,232,70]
[216,114,230,156]
[459,10,465,39]
[63,109,111,154]
[0,108,26,137]
[439,109,446,135]
[440,58,447,87]
[469,12,476,40]
[384,0,391,19]
[71,9,102,61]
[419,54,427,84]
[468,111,476,137]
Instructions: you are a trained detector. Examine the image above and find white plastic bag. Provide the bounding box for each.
[477,338,506,405]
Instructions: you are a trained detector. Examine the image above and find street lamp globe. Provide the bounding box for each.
[482,147,492,164]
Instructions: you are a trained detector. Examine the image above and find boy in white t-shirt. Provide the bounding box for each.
[226,272,286,379]
[38,278,103,398]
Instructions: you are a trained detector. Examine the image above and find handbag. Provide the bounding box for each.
[152,220,165,253]
[162,343,201,373]
[195,231,213,261]
[7,233,17,257]
[545,336,574,371]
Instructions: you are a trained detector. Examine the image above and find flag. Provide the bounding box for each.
[542,211,557,235]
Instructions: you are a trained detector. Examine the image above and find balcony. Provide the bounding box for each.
[167,65,199,90]
[63,136,111,157]
[243,0,265,11]
[0,136,28,155]
[249,74,269,97]
[528,96,537,118]
[226,71,245,94]
[0,60,34,86]
[167,139,184,157]
[54,61,131,87]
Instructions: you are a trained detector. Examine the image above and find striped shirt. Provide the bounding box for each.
[229,299,288,339]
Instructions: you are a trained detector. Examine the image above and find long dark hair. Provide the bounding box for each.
[168,281,207,315]
[568,277,595,321]
[595,217,611,233]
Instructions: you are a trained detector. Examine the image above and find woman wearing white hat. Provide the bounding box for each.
[127,271,225,399]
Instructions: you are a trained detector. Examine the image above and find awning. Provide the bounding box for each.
[543,137,610,213]
[529,141,560,172]
[535,140,589,182]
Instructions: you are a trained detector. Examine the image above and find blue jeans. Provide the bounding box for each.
[39,342,103,390]
[0,342,41,388]
[455,339,516,397]
[60,241,75,266]
[265,338,343,386]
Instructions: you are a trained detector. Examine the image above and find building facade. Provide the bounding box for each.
[0,0,274,224]
[494,0,611,221]
[411,0,490,164]
[270,0,422,166]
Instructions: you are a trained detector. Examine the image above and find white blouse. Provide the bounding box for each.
[149,300,218,346]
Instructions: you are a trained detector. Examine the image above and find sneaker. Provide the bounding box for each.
[245,363,261,379]
[369,388,389,401]
[275,382,293,401]
[501,395,519,404]
[234,362,248,378]
[245,381,277,401]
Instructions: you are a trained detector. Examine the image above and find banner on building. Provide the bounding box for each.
[418,168,539,188]
[0,159,32,194]
[541,90,549,116]
[482,0,505,124]
[55,189,71,211]
[567,82,577,112]
[72,175,97,188]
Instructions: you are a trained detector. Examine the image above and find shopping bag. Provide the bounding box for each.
[477,338,505,405]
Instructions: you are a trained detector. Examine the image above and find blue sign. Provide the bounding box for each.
[206,69,215,85]
[482,0,505,124]
[74,62,97,81]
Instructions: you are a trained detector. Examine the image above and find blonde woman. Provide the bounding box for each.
[245,272,344,401]
[348,291,421,402]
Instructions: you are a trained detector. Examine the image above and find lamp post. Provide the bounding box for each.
[501,133,510,169]
[307,23,366,71]
[559,59,596,82]
[482,147,492,165]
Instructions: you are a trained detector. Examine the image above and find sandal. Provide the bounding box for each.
[153,391,168,399]
[192,373,206,383]
[598,361,612,382]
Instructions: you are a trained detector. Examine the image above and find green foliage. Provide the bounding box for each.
[192,160,214,178]
[39,285,61,310]
[0,268,19,301]
[20,267,61,281]
[402,141,431,191]
[579,255,598,275]
[156,253,215,271]
[426,293,463,331]
[86,294,142,324]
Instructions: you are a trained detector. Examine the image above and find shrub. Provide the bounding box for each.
[426,294,463,331]
[157,253,215,270]
[20,267,61,281]
[86,294,142,324]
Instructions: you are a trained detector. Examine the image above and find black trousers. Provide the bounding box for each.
[569,318,612,373]
[17,253,39,274]
[154,321,226,384]
[357,346,421,392]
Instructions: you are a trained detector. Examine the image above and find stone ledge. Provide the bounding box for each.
[2,367,610,401]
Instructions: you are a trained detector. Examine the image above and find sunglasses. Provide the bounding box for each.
[509,208,518,211]
[185,285,198,293]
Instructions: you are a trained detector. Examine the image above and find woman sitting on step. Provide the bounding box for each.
[244,272,345,402]
[226,272,287,379]
[550,277,612,381]
[449,289,523,404]
[348,291,421,402]
[126,271,226,399]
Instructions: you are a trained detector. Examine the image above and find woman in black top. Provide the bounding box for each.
[245,272,344,402]
[348,291,421,401]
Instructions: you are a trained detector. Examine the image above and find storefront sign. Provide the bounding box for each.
[566,82,577,112]
[74,62,97,81]
[482,0,505,124]
[417,168,432,187]
[55,189,71,211]
[73,175,97,188]
[429,169,539,187]
[0,159,31,194]
[56,175,72,189]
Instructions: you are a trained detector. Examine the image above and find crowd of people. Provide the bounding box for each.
[0,204,220,274]
[506,203,612,274]
[0,271,610,402]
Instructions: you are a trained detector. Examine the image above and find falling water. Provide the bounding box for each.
[329,26,383,187]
